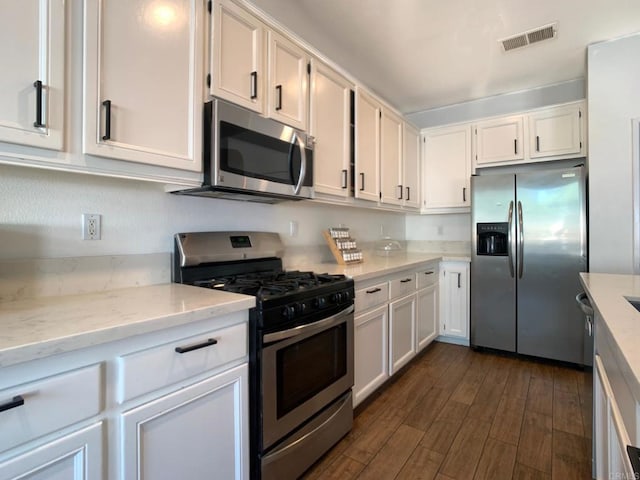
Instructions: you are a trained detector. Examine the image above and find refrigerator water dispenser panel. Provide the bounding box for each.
[477,223,509,256]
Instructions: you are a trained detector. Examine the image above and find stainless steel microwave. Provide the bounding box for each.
[176,99,314,203]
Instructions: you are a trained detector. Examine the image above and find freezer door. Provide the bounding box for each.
[470,174,516,352]
[516,166,587,364]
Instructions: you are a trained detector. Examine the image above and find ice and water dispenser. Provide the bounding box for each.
[476,223,508,256]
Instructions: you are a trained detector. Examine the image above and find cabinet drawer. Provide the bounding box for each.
[117,322,247,403]
[0,364,102,453]
[355,282,389,312]
[389,274,416,299]
[417,265,439,289]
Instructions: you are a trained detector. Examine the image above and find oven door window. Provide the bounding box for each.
[220,121,308,186]
[276,323,347,418]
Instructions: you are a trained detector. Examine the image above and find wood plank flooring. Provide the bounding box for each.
[302,342,592,480]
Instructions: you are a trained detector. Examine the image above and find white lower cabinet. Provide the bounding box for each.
[416,283,438,352]
[594,354,635,479]
[353,262,439,406]
[121,363,248,480]
[439,261,470,343]
[0,310,250,480]
[389,293,416,375]
[353,304,388,407]
[0,422,103,480]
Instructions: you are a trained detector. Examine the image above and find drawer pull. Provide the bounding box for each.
[0,395,24,413]
[424,271,434,275]
[175,338,218,354]
[366,287,382,294]
[400,278,412,283]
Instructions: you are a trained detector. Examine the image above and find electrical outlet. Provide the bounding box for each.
[82,214,101,240]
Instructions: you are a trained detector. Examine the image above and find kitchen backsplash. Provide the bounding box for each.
[0,253,170,302]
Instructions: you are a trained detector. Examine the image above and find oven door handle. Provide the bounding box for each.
[263,305,354,344]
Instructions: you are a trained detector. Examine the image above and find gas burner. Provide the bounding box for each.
[192,270,349,300]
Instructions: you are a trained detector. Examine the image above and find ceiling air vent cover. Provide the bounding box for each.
[500,23,557,52]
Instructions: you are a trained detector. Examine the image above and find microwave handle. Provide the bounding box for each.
[291,132,307,195]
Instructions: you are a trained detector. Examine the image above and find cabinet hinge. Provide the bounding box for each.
[206,74,211,88]
[307,62,311,75]
[207,0,212,13]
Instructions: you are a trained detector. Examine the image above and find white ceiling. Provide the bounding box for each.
[249,0,640,114]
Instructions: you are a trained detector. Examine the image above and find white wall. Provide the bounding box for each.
[588,33,640,273]
[405,213,471,242]
[0,164,405,260]
[407,78,585,129]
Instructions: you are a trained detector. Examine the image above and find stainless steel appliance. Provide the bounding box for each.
[470,165,588,364]
[173,231,354,480]
[175,99,314,203]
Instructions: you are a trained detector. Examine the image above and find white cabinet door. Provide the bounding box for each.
[0,0,64,150]
[354,305,388,407]
[310,60,353,198]
[380,109,403,206]
[389,294,416,375]
[0,423,103,480]
[83,0,203,171]
[211,0,265,114]
[416,284,438,352]
[440,263,469,340]
[267,31,309,131]
[422,124,471,209]
[121,364,248,480]
[528,103,583,159]
[594,355,636,479]
[475,116,524,165]
[402,123,421,209]
[355,89,381,202]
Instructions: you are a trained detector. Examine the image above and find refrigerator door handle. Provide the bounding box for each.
[507,201,515,278]
[517,201,524,278]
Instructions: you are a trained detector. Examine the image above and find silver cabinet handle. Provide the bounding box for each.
[424,271,434,275]
[341,169,348,189]
[400,278,412,283]
[457,273,461,288]
[514,139,518,155]
[366,287,381,294]
[397,185,403,200]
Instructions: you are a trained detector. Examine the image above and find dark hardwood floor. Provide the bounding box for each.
[302,342,593,480]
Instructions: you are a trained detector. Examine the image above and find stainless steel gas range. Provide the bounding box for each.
[173,231,354,480]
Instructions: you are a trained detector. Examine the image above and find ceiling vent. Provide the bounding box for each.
[500,23,557,52]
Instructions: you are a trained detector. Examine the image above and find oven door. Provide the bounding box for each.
[212,99,313,199]
[261,304,354,450]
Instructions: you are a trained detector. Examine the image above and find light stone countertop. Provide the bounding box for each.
[579,273,640,400]
[289,252,470,283]
[0,284,255,368]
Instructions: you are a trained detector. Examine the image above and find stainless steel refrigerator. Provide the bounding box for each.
[470,165,588,365]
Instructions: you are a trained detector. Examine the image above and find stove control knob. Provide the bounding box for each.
[282,305,296,319]
[344,291,351,302]
[314,297,327,308]
[295,302,307,315]
[331,292,343,303]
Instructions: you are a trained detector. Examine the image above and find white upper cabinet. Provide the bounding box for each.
[310,59,353,198]
[380,109,404,206]
[83,0,204,171]
[0,0,65,150]
[355,88,381,202]
[402,123,420,209]
[267,30,309,131]
[475,115,524,165]
[528,103,583,159]
[422,124,471,210]
[211,0,265,114]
